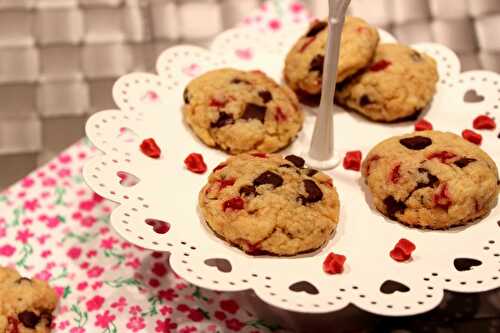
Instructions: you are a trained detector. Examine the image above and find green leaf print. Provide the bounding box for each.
[15,243,33,269]
[71,304,89,328]
[271,0,284,17]
[104,277,143,289]
[0,195,7,203]
[10,207,24,227]
[103,321,118,333]
[104,249,126,266]
[54,187,66,206]
[49,267,68,283]
[141,296,162,317]
[247,319,283,332]
[63,286,72,299]
[62,231,98,244]
[192,286,209,302]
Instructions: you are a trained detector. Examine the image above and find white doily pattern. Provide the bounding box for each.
[83,27,500,316]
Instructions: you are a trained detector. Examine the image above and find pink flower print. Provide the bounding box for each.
[220,299,239,314]
[17,191,26,198]
[121,241,132,249]
[152,262,168,277]
[87,266,104,278]
[46,216,61,229]
[35,270,52,281]
[0,227,6,239]
[41,250,52,258]
[42,177,56,187]
[54,286,65,298]
[80,216,97,228]
[158,289,178,301]
[37,171,45,178]
[80,262,89,269]
[70,327,86,333]
[0,244,15,257]
[77,282,88,291]
[95,310,115,328]
[225,318,245,331]
[207,324,218,333]
[78,151,86,160]
[92,192,103,203]
[21,177,34,188]
[268,19,282,31]
[76,189,86,197]
[111,297,127,312]
[41,191,50,199]
[24,199,39,212]
[0,218,5,225]
[290,2,304,13]
[67,247,82,260]
[58,320,70,330]
[79,200,95,211]
[179,327,197,333]
[127,316,146,332]
[126,258,141,269]
[175,283,188,290]
[129,305,142,316]
[155,319,177,333]
[260,3,268,11]
[92,281,103,290]
[38,234,50,245]
[72,211,82,220]
[58,154,72,164]
[16,229,34,244]
[159,305,172,316]
[58,168,71,178]
[22,218,33,226]
[100,237,118,250]
[87,250,97,258]
[86,295,105,312]
[99,227,110,235]
[38,214,48,222]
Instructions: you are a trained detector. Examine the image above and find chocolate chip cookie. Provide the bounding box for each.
[362,131,499,229]
[284,16,379,105]
[0,267,57,333]
[336,43,438,122]
[199,153,340,255]
[183,68,303,154]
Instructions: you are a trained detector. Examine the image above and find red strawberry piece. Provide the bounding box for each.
[217,178,235,190]
[274,107,287,122]
[343,151,362,171]
[462,129,482,145]
[222,197,245,212]
[184,153,207,174]
[390,238,416,262]
[251,152,268,158]
[324,178,333,188]
[427,151,457,163]
[213,163,227,172]
[140,138,161,158]
[415,119,433,131]
[389,163,401,184]
[364,155,380,176]
[433,183,452,209]
[323,252,346,274]
[370,59,391,72]
[473,115,496,130]
[209,98,227,108]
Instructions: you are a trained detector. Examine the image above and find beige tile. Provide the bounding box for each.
[41,115,87,153]
[0,112,41,154]
[0,83,36,114]
[0,153,38,189]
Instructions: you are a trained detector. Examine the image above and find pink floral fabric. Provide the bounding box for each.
[0,2,310,332]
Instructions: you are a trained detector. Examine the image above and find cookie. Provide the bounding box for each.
[336,43,438,122]
[183,68,303,154]
[362,131,499,229]
[199,153,340,255]
[0,267,57,333]
[284,16,379,105]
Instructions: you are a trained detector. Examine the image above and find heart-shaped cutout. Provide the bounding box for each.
[463,89,484,103]
[289,281,319,295]
[235,48,253,60]
[141,90,159,102]
[204,258,232,273]
[117,171,140,187]
[182,63,201,77]
[145,219,170,234]
[454,258,482,272]
[380,280,410,294]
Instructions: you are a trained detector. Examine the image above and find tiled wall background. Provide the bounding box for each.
[1,0,499,188]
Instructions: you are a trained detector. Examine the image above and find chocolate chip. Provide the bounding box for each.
[279,164,293,168]
[41,311,53,327]
[383,196,407,219]
[183,88,190,104]
[15,277,32,284]
[211,112,234,128]
[416,168,439,189]
[410,51,423,62]
[306,21,327,37]
[309,55,324,74]
[239,185,257,197]
[399,136,432,150]
[359,94,371,106]
[285,155,305,168]
[241,103,266,123]
[298,179,323,204]
[306,169,318,176]
[258,91,272,103]
[454,157,477,168]
[253,171,283,188]
[18,311,40,329]
[231,78,250,84]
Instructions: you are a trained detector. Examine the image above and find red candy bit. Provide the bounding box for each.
[324,178,333,188]
[433,183,452,209]
[356,26,367,33]
[209,98,227,108]
[323,252,346,274]
[462,129,482,145]
[364,155,380,176]
[299,36,316,53]
[343,151,362,171]
[415,118,433,131]
[223,197,245,212]
[274,107,287,122]
[140,138,161,159]
[370,59,391,72]
[251,152,268,158]
[389,163,401,184]
[390,238,416,262]
[217,178,236,190]
[213,163,227,172]
[427,151,456,164]
[473,115,496,130]
[184,153,207,174]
